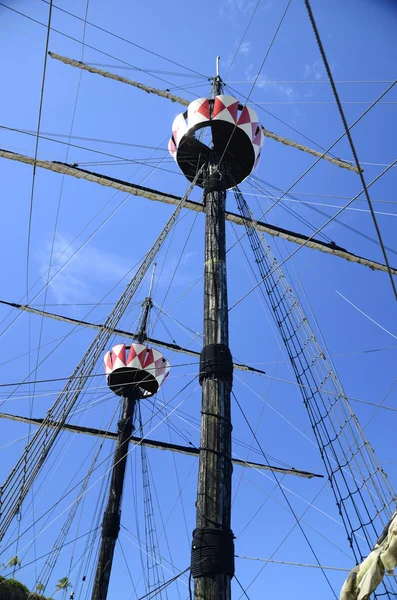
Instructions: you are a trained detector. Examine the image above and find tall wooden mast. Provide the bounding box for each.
[190,73,235,600]
[168,61,264,599]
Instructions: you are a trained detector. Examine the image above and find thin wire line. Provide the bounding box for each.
[229,159,397,311]
[227,80,397,255]
[25,0,52,294]
[232,390,338,599]
[218,0,293,170]
[250,100,397,105]
[6,129,170,151]
[0,124,181,174]
[224,0,262,81]
[242,190,397,217]
[2,384,195,558]
[235,556,353,572]
[228,80,396,85]
[0,135,172,340]
[305,0,397,303]
[40,0,207,78]
[250,174,397,254]
[253,372,397,413]
[234,574,252,599]
[0,3,200,96]
[23,1,53,580]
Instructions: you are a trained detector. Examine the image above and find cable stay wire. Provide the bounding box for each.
[85,63,205,79]
[239,189,397,205]
[228,79,397,85]
[3,128,170,151]
[304,0,397,303]
[247,177,332,243]
[119,538,140,600]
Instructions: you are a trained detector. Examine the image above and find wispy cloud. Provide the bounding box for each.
[218,0,256,23]
[36,234,198,305]
[219,0,273,22]
[239,40,251,55]
[304,58,337,80]
[245,64,296,100]
[304,59,324,80]
[221,52,234,73]
[36,234,131,304]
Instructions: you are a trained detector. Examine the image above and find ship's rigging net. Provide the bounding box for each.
[234,188,397,598]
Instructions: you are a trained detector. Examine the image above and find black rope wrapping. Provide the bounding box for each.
[199,344,233,384]
[102,512,120,539]
[191,527,235,579]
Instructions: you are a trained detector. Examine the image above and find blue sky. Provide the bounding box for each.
[0,0,396,598]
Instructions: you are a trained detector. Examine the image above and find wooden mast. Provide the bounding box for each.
[191,69,235,600]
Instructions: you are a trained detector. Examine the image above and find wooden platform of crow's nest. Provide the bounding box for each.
[0,577,53,600]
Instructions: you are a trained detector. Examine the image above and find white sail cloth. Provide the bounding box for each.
[340,510,397,600]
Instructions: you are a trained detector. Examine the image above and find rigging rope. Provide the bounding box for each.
[49,53,190,106]
[229,160,397,311]
[0,171,201,543]
[40,0,206,78]
[137,403,167,597]
[234,188,397,598]
[30,401,119,595]
[232,390,338,599]
[304,0,397,303]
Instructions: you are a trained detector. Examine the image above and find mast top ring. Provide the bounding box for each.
[169,95,264,189]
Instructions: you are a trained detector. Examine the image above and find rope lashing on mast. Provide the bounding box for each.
[0,149,394,275]
[191,528,235,579]
[340,511,397,600]
[233,188,397,598]
[0,170,201,544]
[48,52,358,172]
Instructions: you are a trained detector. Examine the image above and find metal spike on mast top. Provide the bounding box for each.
[212,56,223,98]
[136,262,156,343]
